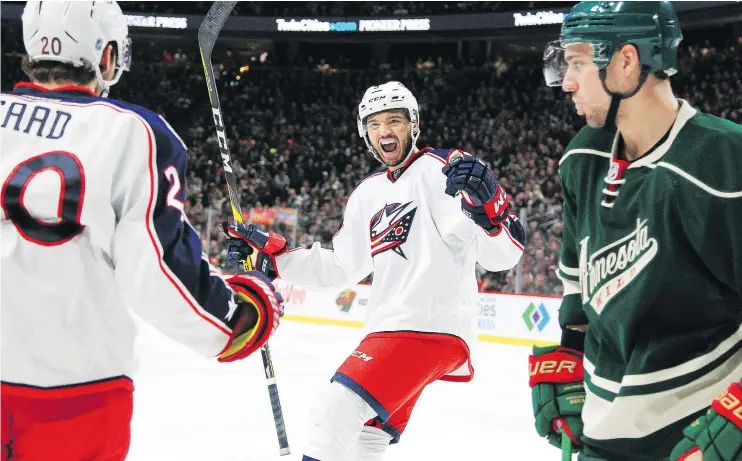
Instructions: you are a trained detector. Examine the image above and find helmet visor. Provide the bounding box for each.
[119,37,132,72]
[543,40,612,87]
[360,111,410,139]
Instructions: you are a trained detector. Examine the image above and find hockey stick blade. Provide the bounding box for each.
[198,1,290,455]
[197,1,236,57]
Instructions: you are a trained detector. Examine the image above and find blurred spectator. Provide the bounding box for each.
[2,22,739,295]
[115,1,568,17]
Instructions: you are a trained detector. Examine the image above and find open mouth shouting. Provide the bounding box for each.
[380,137,399,154]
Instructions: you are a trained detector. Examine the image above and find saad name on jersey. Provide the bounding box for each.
[1,100,72,140]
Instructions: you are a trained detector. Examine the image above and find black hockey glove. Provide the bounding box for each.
[442,152,511,233]
[221,221,288,280]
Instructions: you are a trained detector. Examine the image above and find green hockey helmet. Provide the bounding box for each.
[544,1,683,87]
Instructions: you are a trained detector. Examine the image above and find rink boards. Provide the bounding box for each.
[273,280,561,347]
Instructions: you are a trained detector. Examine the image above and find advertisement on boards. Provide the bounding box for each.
[275,280,561,345]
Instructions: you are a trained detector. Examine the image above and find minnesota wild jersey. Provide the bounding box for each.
[556,100,742,460]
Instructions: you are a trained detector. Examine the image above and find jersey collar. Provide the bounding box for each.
[13,82,98,97]
[385,147,432,182]
[613,99,697,169]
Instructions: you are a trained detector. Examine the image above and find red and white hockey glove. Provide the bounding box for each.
[221,220,289,279]
[670,379,742,460]
[218,272,282,363]
[529,345,585,451]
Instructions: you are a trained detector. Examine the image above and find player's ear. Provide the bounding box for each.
[617,44,641,78]
[607,44,640,93]
[100,44,115,79]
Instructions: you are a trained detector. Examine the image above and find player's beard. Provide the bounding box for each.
[585,104,610,129]
[376,135,413,168]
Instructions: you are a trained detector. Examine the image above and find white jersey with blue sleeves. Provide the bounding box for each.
[275,147,525,380]
[1,83,237,394]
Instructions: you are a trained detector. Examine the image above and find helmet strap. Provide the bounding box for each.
[598,67,650,132]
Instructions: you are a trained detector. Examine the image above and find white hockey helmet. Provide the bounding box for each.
[22,1,131,97]
[357,81,420,166]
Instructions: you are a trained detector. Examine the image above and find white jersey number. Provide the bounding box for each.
[163,165,185,219]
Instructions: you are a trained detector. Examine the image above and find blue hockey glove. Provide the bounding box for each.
[442,152,510,232]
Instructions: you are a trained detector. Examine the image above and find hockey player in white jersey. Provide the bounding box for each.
[224,81,526,460]
[1,2,282,460]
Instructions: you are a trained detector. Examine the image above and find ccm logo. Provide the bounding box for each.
[351,351,373,362]
[529,360,577,376]
[368,96,385,103]
[211,107,232,173]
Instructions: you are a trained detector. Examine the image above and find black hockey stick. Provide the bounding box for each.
[198,2,290,456]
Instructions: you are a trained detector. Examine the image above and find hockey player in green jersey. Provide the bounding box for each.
[527,2,742,460]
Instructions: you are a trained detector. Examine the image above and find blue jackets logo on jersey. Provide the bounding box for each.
[369,201,417,259]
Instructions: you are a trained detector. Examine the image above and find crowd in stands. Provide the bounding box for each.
[2,22,740,295]
[117,1,567,17]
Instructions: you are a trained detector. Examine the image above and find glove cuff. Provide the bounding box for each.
[256,252,281,279]
[711,381,742,430]
[480,184,510,226]
[224,221,288,255]
[529,348,584,387]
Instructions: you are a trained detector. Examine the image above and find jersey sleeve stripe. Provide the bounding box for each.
[423,152,447,165]
[558,262,580,278]
[584,358,622,393]
[657,161,742,198]
[559,148,612,166]
[6,90,233,342]
[136,112,230,336]
[500,221,525,252]
[557,272,580,296]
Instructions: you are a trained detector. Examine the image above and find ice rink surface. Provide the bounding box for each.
[128,319,567,461]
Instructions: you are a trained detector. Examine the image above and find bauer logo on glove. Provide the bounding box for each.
[671,379,742,461]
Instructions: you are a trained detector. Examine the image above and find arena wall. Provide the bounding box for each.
[274,280,561,347]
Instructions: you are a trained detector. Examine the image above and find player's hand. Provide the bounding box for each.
[218,272,283,362]
[221,220,288,279]
[529,345,585,452]
[670,380,742,461]
[441,152,510,232]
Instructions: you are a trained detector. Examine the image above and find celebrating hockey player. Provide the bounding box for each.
[529,2,742,460]
[223,80,525,460]
[1,2,282,460]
